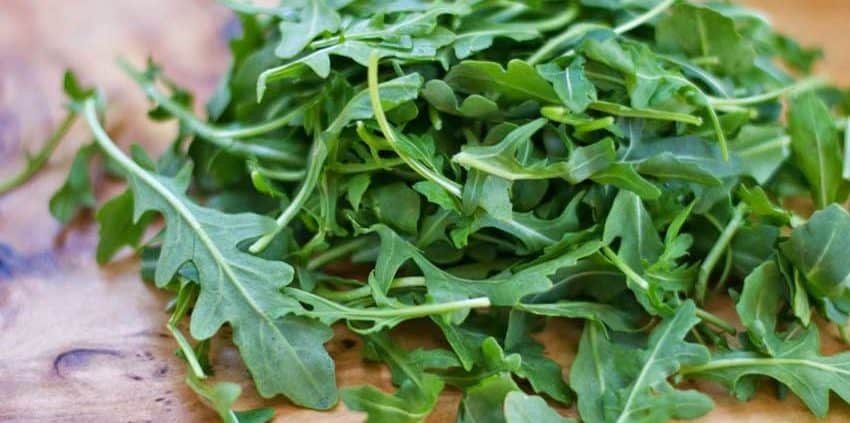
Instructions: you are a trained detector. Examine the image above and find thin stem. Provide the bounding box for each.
[529,0,676,64]
[0,112,77,195]
[534,4,582,31]
[167,284,206,379]
[694,308,737,335]
[327,158,406,174]
[525,4,584,65]
[367,51,463,197]
[707,77,828,107]
[315,276,426,302]
[844,118,850,180]
[350,297,490,319]
[307,237,374,270]
[602,246,649,290]
[680,356,850,376]
[250,163,306,181]
[118,59,310,164]
[711,248,735,295]
[249,136,328,253]
[588,102,703,126]
[696,203,748,304]
[602,246,736,334]
[614,0,677,34]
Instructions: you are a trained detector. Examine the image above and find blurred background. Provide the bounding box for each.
[1,1,849,422]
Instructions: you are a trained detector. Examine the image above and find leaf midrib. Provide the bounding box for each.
[615,308,680,423]
[85,101,325,400]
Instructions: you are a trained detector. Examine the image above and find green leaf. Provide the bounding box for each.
[788,94,844,209]
[367,182,421,235]
[453,21,543,59]
[422,80,501,120]
[736,261,785,356]
[603,190,663,271]
[49,144,96,223]
[453,120,615,183]
[538,58,597,114]
[728,125,790,184]
[591,163,662,200]
[462,170,513,221]
[275,0,341,59]
[365,224,602,306]
[445,60,561,104]
[186,375,275,423]
[570,301,713,423]
[504,391,575,423]
[516,301,641,332]
[780,205,850,318]
[458,373,520,423]
[342,375,443,423]
[85,102,337,409]
[505,311,571,405]
[94,189,154,264]
[684,320,850,417]
[343,335,446,423]
[656,4,755,74]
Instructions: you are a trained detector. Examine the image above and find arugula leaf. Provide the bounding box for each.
[364,224,602,306]
[94,189,154,264]
[570,301,713,423]
[445,60,561,104]
[186,375,275,423]
[342,333,446,422]
[603,189,664,271]
[49,144,96,222]
[38,1,850,421]
[275,0,341,59]
[656,4,755,74]
[84,100,337,409]
[0,71,86,195]
[505,311,571,405]
[538,58,597,114]
[788,93,845,209]
[685,262,850,417]
[504,391,575,423]
[780,205,850,322]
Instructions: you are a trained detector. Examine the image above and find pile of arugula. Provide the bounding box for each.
[8,0,850,421]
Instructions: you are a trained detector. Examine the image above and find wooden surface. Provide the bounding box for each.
[1,1,850,422]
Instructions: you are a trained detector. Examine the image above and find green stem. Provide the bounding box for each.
[167,283,206,379]
[250,162,306,181]
[614,0,677,34]
[711,248,735,295]
[588,102,703,126]
[307,237,374,270]
[601,246,736,334]
[315,276,426,302]
[844,118,850,181]
[346,296,490,319]
[368,52,463,197]
[696,203,748,304]
[118,59,310,164]
[0,112,77,195]
[601,246,649,290]
[249,136,328,253]
[694,308,737,335]
[525,3,583,65]
[327,158,406,174]
[529,0,676,64]
[680,356,850,376]
[707,77,828,107]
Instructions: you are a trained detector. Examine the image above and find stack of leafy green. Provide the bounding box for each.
[27,0,850,421]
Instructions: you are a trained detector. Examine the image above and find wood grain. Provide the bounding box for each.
[1,1,849,422]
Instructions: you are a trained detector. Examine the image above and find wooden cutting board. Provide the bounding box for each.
[2,1,850,421]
